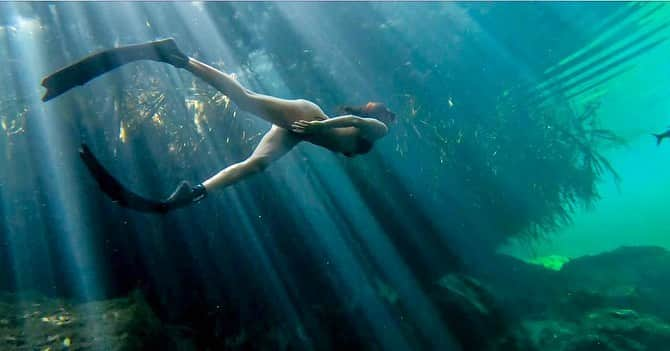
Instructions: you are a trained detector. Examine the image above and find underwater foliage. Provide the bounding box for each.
[134,78,622,258]
[0,2,657,350]
[478,94,624,241]
[0,290,169,350]
[0,2,624,250]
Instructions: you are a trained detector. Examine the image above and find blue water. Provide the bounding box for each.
[1,2,669,350]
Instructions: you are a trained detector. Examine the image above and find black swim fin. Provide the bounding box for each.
[41,38,189,102]
[79,144,167,213]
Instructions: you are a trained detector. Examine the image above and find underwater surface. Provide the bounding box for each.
[0,1,669,350]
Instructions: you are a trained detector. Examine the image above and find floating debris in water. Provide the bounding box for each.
[610,309,638,320]
[40,313,72,326]
[374,278,399,305]
[119,120,127,143]
[152,113,163,126]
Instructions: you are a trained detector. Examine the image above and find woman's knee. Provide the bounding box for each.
[245,156,271,173]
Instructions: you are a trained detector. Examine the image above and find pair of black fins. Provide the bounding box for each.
[42,38,190,213]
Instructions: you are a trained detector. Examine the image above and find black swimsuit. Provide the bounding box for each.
[343,137,374,158]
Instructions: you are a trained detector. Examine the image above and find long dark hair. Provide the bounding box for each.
[339,102,396,125]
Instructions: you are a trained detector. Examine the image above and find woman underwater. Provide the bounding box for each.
[41,38,396,213]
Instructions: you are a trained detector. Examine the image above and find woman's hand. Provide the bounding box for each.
[290,120,325,134]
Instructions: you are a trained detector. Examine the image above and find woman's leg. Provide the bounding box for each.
[42,38,309,126]
[184,58,255,110]
[202,126,300,191]
[183,58,303,128]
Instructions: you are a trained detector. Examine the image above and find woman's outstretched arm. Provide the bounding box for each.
[291,115,388,140]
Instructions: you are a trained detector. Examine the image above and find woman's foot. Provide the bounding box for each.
[160,181,207,212]
[151,38,189,68]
